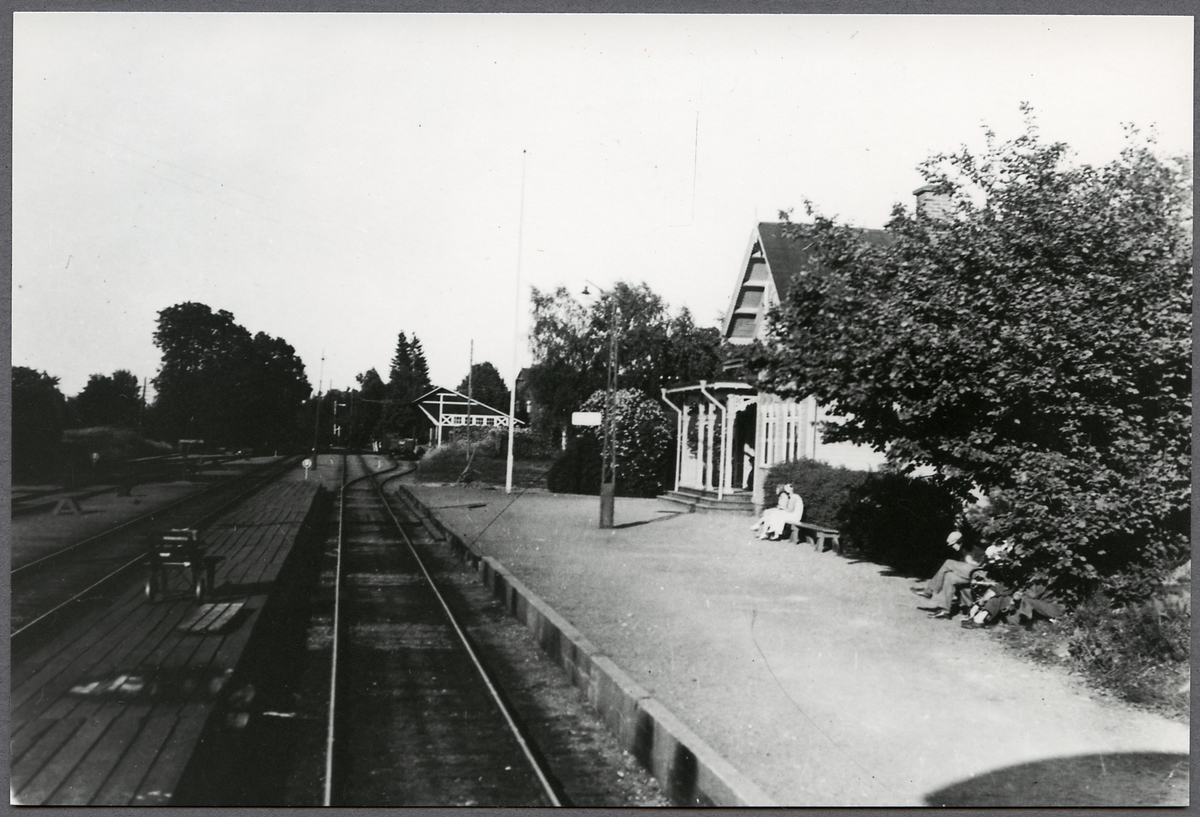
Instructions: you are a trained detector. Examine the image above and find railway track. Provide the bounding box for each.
[318,453,562,806]
[13,451,666,806]
[11,456,302,651]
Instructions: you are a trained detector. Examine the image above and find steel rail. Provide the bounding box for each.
[322,453,406,806]
[11,455,303,641]
[322,452,348,808]
[368,461,564,807]
[12,456,300,576]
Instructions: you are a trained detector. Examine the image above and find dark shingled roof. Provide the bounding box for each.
[758,222,894,304]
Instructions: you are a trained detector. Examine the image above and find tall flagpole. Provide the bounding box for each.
[506,150,526,494]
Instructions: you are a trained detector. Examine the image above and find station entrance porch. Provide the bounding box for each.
[660,381,828,515]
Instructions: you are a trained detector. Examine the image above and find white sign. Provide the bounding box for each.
[572,411,603,427]
[302,458,313,469]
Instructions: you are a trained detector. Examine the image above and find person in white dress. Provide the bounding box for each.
[750,484,804,540]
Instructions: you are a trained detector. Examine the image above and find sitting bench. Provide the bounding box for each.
[786,521,842,554]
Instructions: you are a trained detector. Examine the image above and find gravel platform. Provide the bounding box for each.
[404,482,1189,807]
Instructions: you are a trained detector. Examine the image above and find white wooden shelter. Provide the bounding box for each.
[414,386,523,447]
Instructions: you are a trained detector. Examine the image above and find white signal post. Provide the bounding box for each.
[506,150,527,495]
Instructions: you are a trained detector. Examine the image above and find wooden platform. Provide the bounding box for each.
[10,480,323,806]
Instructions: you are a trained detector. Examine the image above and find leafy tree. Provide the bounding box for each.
[750,112,1191,601]
[12,366,66,481]
[72,369,142,428]
[457,362,511,412]
[152,303,252,445]
[525,282,722,439]
[152,302,311,449]
[346,368,386,449]
[664,308,723,386]
[525,285,596,436]
[240,332,311,450]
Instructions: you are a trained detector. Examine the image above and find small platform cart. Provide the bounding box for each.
[145,528,223,603]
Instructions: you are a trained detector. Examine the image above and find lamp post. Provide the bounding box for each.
[584,283,619,529]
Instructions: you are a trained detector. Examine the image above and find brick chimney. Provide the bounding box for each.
[914,184,954,221]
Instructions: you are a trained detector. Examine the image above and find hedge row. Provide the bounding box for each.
[764,460,961,577]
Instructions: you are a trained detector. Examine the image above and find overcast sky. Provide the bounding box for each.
[13,13,1192,400]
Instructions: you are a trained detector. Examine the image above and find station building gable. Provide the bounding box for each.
[721,222,893,346]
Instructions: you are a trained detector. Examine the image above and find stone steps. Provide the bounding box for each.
[659,488,755,515]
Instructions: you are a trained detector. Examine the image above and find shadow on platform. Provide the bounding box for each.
[923,751,1189,807]
[614,510,686,530]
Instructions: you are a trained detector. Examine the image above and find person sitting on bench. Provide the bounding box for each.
[751,484,804,541]
[911,530,988,619]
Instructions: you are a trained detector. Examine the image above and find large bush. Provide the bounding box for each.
[546,389,673,497]
[763,460,963,575]
[836,472,964,576]
[1068,591,1190,707]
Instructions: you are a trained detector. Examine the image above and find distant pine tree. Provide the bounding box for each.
[409,336,431,395]
[389,331,412,387]
[383,331,433,438]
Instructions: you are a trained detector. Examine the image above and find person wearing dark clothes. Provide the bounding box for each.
[1014,584,1064,624]
[960,581,1015,628]
[910,531,988,619]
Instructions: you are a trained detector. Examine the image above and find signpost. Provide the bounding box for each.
[571,411,602,427]
[302,458,313,480]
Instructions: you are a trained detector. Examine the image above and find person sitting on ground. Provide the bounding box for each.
[910,530,989,620]
[960,577,1015,629]
[750,484,804,541]
[1013,583,1064,626]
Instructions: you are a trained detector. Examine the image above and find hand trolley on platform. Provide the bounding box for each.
[145,528,223,603]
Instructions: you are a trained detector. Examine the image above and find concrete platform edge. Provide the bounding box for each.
[397,486,779,808]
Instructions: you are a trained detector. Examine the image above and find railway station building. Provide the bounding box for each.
[661,219,898,515]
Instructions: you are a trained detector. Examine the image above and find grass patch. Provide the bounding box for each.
[413,438,556,489]
[992,585,1190,723]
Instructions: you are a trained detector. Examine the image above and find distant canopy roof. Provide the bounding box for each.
[413,386,523,427]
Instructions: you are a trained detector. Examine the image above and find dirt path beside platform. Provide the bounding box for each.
[406,483,1188,807]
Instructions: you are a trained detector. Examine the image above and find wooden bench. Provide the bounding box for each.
[786,521,842,554]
